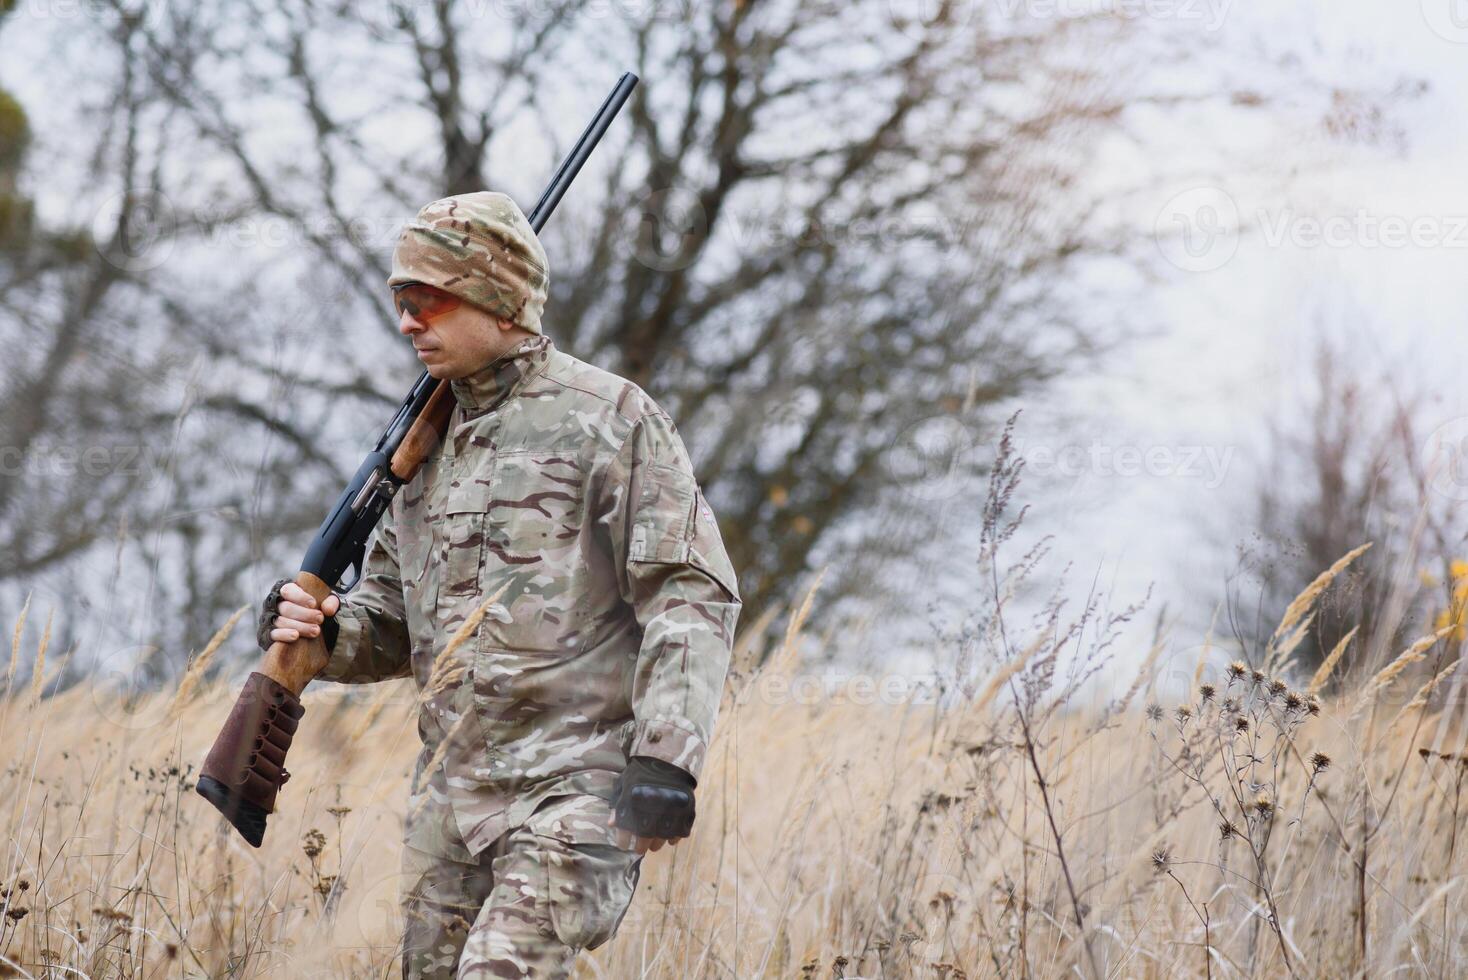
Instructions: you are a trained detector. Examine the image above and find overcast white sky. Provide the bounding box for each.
[912,0,1468,682]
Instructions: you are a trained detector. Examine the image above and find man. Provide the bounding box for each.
[257,191,741,978]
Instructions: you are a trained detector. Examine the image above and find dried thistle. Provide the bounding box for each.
[1146,703,1163,722]
[1235,716,1250,734]
[1219,819,1241,841]
[1311,752,1331,773]
[1151,848,1172,874]
[302,828,326,860]
[1199,684,1216,702]
[1228,661,1247,680]
[1253,794,1274,817]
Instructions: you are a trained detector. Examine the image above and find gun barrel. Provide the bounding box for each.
[528,71,639,232]
[198,71,641,848]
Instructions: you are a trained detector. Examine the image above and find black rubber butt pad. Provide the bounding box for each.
[196,775,270,848]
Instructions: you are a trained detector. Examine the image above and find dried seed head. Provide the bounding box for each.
[1268,679,1287,696]
[1251,670,1267,685]
[1219,819,1241,841]
[1311,752,1331,773]
[1146,703,1164,722]
[302,828,326,860]
[1151,848,1172,874]
[1176,705,1193,722]
[1235,716,1251,733]
[1283,691,1303,710]
[1306,696,1322,716]
[1253,794,1274,816]
[1199,684,1216,702]
[1228,662,1248,679]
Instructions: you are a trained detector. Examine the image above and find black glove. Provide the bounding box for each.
[611,756,697,839]
[257,577,338,653]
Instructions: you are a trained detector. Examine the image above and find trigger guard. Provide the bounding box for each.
[334,561,361,593]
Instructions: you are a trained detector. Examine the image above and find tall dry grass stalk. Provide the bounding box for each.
[2,424,1465,978]
[170,605,249,715]
[0,569,1464,978]
[6,591,28,698]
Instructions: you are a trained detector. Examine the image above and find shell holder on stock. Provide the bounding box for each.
[195,671,307,848]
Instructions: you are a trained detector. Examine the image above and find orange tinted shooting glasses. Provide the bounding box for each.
[392,282,463,321]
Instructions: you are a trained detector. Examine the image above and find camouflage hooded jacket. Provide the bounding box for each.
[318,334,741,859]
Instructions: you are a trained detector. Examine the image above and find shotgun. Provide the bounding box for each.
[196,72,640,847]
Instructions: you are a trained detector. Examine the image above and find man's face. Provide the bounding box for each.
[396,286,534,379]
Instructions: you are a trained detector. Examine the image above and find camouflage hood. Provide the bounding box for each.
[389,191,550,335]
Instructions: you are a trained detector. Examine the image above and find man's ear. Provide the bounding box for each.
[496,316,516,333]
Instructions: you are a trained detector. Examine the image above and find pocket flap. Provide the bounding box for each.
[445,473,495,515]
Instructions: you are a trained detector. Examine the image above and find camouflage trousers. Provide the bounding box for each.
[400,793,642,979]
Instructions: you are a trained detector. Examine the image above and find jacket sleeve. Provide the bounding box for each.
[317,510,413,684]
[601,411,742,783]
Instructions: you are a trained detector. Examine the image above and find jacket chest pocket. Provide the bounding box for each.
[471,451,589,652]
[442,465,496,598]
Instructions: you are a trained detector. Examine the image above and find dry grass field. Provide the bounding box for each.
[2,566,1467,980]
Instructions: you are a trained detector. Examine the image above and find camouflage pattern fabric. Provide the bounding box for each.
[400,793,640,979]
[389,192,550,335]
[317,333,741,971]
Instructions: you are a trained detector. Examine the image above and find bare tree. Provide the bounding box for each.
[1,1,1294,665]
[1221,334,1464,679]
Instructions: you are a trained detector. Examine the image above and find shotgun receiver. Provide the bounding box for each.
[196,72,639,847]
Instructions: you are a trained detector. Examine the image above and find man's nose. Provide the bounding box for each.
[398,309,424,334]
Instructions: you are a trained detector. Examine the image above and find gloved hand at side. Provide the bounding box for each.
[608,755,697,853]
